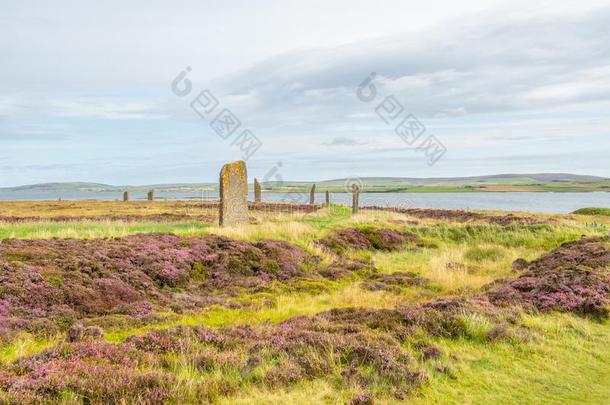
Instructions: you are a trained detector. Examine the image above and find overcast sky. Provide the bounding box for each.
[1,0,609,186]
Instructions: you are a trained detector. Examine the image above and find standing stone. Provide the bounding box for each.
[309,184,316,205]
[254,178,262,203]
[147,190,155,201]
[325,190,330,207]
[351,184,360,214]
[123,191,129,202]
[219,160,249,227]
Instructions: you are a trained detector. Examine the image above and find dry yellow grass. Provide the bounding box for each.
[208,221,314,242]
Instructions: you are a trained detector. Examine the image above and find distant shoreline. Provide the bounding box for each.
[0,173,608,194]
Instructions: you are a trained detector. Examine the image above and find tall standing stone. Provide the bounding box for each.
[219,160,249,227]
[254,178,262,203]
[147,190,155,201]
[309,184,316,205]
[123,191,129,202]
[351,184,360,214]
[325,190,330,207]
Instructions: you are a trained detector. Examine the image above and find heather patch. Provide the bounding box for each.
[362,272,430,293]
[362,207,545,225]
[0,234,318,338]
[0,213,216,223]
[318,227,420,254]
[319,297,502,340]
[486,236,610,317]
[318,258,373,280]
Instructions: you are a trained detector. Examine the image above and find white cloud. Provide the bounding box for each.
[48,99,167,120]
[324,136,367,146]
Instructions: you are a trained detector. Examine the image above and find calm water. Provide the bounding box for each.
[0,190,608,214]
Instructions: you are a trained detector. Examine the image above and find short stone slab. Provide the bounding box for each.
[309,184,316,205]
[351,184,360,214]
[219,160,249,227]
[254,178,262,202]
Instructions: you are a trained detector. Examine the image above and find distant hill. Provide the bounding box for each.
[1,182,217,193]
[263,173,609,192]
[0,174,608,193]
[322,173,605,184]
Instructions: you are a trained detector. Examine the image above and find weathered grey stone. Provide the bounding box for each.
[147,190,155,201]
[351,184,360,214]
[254,178,262,202]
[325,190,330,206]
[309,184,316,205]
[219,160,249,227]
[123,191,129,202]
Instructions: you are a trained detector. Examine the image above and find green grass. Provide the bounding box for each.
[412,223,588,249]
[0,333,60,366]
[413,314,610,405]
[573,207,610,217]
[463,246,505,262]
[0,221,210,239]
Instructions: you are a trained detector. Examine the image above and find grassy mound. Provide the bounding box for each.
[318,227,420,254]
[572,207,610,216]
[487,236,610,317]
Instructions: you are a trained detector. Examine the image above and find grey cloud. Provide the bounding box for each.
[213,8,610,127]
